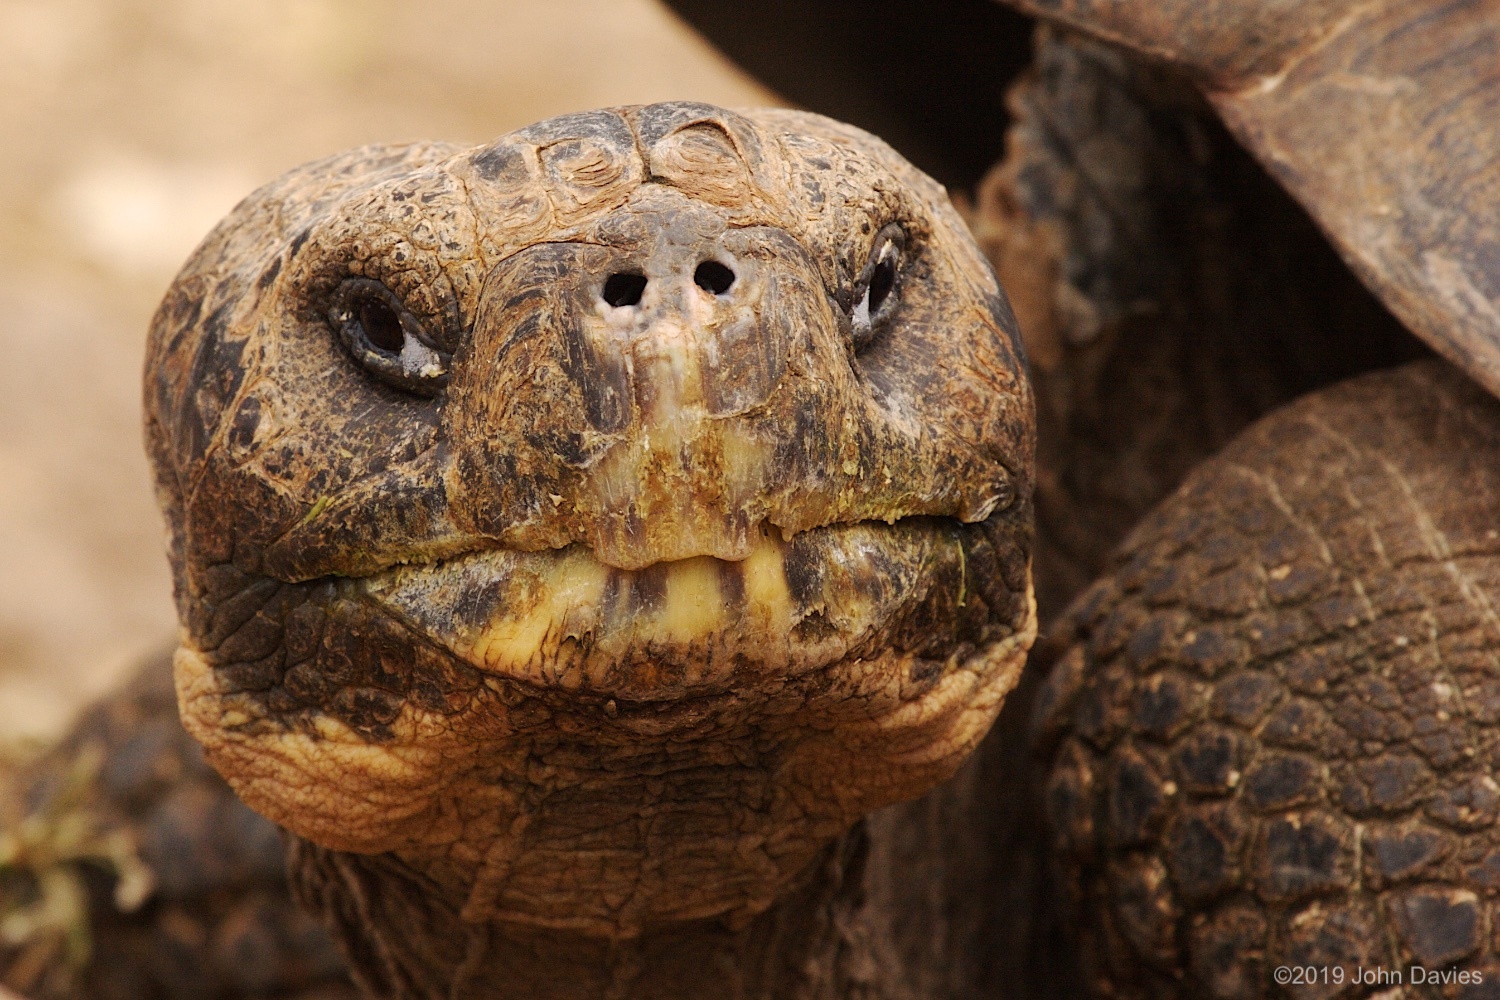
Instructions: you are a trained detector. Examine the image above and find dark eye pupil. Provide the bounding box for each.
[868,255,896,315]
[358,296,405,353]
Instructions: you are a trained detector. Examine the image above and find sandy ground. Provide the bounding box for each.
[0,0,777,741]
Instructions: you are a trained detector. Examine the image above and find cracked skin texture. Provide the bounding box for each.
[1035,360,1500,997]
[143,102,1035,991]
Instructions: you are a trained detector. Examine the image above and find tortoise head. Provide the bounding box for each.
[145,102,1034,936]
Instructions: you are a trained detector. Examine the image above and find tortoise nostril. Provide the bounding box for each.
[602,272,648,308]
[694,260,735,296]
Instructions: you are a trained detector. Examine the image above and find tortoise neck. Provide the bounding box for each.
[282,732,1041,999]
[288,822,892,999]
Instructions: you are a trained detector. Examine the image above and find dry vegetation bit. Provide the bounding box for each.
[0,744,151,997]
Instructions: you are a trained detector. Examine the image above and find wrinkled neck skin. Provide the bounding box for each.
[288,739,1017,1000]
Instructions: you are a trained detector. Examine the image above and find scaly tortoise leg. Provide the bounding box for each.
[1036,359,1500,998]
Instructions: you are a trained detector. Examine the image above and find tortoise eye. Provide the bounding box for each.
[867,249,896,315]
[328,278,450,396]
[357,295,405,353]
[851,224,904,351]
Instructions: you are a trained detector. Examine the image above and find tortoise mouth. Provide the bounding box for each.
[357,514,1007,700]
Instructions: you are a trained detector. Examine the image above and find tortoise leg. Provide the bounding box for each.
[933,31,1429,1000]
[1035,358,1500,998]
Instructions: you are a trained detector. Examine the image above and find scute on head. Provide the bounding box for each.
[146,102,1035,936]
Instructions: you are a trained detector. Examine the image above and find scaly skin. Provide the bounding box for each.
[143,103,1035,996]
[1037,360,1500,997]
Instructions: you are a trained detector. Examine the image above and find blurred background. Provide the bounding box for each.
[0,0,782,741]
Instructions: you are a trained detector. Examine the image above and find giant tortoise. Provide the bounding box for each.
[4,1,1500,998]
